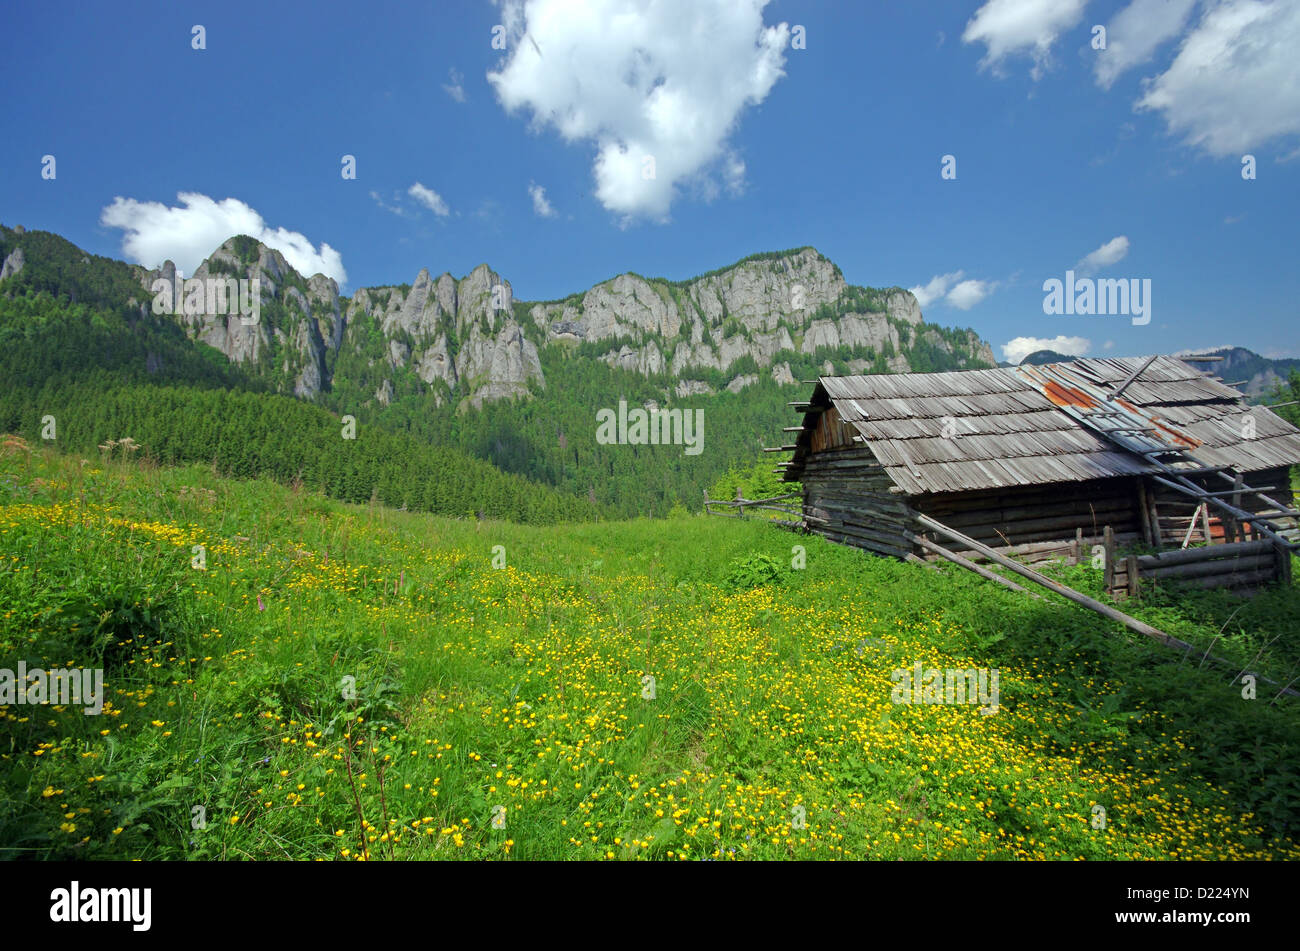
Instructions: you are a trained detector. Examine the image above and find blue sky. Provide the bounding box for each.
[1,0,1297,362]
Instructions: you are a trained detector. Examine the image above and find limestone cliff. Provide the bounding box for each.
[134,239,995,408]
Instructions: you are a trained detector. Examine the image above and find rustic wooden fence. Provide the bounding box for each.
[1123,538,1292,595]
[703,488,802,525]
[917,520,1292,601]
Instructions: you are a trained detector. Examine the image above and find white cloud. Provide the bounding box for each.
[723,153,747,197]
[1094,0,1196,90]
[487,0,790,222]
[408,183,450,216]
[370,190,411,217]
[1102,339,1115,350]
[946,278,996,310]
[1001,335,1091,364]
[1136,0,1300,157]
[909,270,998,310]
[1076,235,1129,275]
[962,0,1088,79]
[528,181,557,218]
[1174,344,1236,357]
[443,68,467,103]
[100,192,346,285]
[910,271,964,308]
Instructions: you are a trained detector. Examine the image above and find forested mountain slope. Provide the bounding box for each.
[0,224,996,515]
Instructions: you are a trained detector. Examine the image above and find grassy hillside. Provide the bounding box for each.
[2,444,1296,860]
[0,291,602,524]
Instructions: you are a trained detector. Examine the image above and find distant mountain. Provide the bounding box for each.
[0,223,1000,515]
[127,239,996,409]
[994,348,1298,404]
[1177,346,1300,402]
[1018,349,1080,366]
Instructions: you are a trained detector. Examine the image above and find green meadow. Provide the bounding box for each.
[1,443,1297,860]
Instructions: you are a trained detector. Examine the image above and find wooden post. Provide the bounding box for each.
[1276,543,1294,586]
[1126,554,1140,599]
[1200,503,1212,546]
[1230,473,1243,543]
[736,486,745,518]
[1136,479,1154,546]
[1144,482,1162,546]
[1103,525,1115,593]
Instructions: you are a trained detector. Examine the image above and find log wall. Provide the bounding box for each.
[799,447,914,557]
[913,477,1143,564]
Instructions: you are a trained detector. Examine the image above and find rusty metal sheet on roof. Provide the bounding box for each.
[1014,361,1203,457]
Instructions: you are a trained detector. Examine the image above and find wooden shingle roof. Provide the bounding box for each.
[785,356,1300,495]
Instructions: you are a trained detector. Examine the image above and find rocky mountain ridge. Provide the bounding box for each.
[1178,346,1300,401]
[51,231,996,409]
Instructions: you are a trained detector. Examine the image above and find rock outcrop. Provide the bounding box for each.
[130,238,994,408]
[0,247,24,282]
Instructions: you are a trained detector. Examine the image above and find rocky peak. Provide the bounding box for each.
[0,246,25,282]
[126,236,992,412]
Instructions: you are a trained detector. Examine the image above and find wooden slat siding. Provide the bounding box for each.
[809,404,857,454]
[914,479,1141,552]
[799,444,915,557]
[938,533,1144,570]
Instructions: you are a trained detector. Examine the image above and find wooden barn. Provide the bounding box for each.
[776,356,1300,597]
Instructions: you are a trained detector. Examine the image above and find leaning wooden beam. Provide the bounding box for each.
[1181,502,1204,549]
[1152,475,1294,547]
[914,514,1299,697]
[1211,471,1298,513]
[909,533,1039,598]
[915,514,1193,650]
[1110,354,1159,400]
